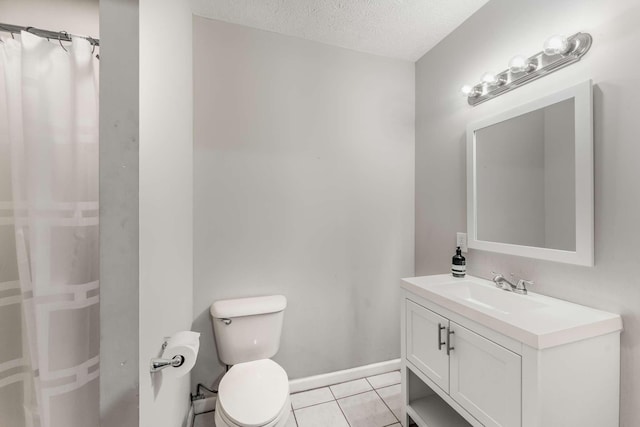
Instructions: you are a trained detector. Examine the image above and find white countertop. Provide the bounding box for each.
[401,274,622,349]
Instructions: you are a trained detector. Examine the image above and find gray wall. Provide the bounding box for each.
[0,0,98,35]
[415,0,640,425]
[192,17,415,386]
[99,1,139,427]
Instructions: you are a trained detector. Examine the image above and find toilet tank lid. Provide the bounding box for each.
[210,295,287,319]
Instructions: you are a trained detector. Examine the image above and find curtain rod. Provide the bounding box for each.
[0,22,99,47]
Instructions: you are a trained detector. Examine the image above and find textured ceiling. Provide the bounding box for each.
[192,0,489,61]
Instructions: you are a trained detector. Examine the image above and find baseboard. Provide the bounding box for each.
[288,358,401,393]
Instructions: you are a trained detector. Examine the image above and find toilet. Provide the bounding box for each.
[210,295,290,427]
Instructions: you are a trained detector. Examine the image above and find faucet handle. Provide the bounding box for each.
[516,278,534,294]
[491,271,506,281]
[490,271,506,289]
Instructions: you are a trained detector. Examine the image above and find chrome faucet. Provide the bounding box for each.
[491,272,533,295]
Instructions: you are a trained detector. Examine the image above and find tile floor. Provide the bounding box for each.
[193,370,402,427]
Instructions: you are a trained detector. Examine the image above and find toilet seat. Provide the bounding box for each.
[215,395,290,427]
[217,359,289,427]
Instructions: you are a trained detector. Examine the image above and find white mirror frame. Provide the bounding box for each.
[467,80,594,266]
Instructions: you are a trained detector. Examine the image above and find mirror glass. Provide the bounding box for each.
[467,81,593,266]
[475,98,575,251]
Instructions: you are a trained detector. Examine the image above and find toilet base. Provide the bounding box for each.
[214,395,291,427]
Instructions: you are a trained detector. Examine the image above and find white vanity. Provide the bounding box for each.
[400,274,622,427]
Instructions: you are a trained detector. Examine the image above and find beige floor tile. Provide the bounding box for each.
[295,401,349,427]
[284,410,298,427]
[338,390,397,427]
[366,371,401,389]
[290,387,335,410]
[330,378,372,399]
[376,383,402,421]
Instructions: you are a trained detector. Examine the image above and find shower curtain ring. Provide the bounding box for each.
[88,37,96,54]
[58,31,69,52]
[0,25,15,39]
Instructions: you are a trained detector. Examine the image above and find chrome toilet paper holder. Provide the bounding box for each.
[150,339,185,373]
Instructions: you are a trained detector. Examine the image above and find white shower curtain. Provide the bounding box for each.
[0,32,99,427]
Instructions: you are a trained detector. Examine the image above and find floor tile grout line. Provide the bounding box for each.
[338,388,398,427]
[375,382,401,392]
[329,384,354,427]
[330,381,374,400]
[329,376,373,392]
[291,370,399,397]
[292,378,374,410]
[368,380,402,390]
[292,397,336,412]
[292,393,353,425]
[373,386,401,424]
[294,375,374,397]
[291,408,299,427]
[335,388,381,403]
[291,371,401,423]
[364,377,375,389]
[366,371,402,390]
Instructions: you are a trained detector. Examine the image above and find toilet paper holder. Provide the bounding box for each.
[150,339,185,373]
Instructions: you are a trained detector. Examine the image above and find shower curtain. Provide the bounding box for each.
[0,32,99,427]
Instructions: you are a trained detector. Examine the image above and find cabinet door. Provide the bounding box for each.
[449,322,521,427]
[406,300,450,393]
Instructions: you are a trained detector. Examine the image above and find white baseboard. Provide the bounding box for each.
[288,358,400,394]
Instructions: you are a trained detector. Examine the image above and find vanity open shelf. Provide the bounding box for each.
[406,367,473,427]
[399,274,622,427]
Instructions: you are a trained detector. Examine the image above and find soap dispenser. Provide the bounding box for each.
[452,247,466,278]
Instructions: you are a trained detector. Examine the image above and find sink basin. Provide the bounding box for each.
[401,274,623,349]
[430,280,547,315]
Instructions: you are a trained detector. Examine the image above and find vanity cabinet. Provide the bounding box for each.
[406,300,449,392]
[400,275,622,427]
[406,300,520,427]
[448,322,520,427]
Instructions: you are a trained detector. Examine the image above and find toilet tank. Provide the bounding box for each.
[210,295,287,366]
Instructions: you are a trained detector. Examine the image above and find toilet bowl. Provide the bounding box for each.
[214,359,290,427]
[209,295,290,427]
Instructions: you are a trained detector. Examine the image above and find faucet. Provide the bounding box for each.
[491,272,533,295]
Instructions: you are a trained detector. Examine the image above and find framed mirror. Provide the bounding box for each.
[467,81,593,266]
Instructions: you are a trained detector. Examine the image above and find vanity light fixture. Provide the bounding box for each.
[462,32,592,106]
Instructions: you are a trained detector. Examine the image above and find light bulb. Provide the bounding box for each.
[461,85,474,96]
[481,72,497,85]
[543,35,570,55]
[509,55,530,73]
